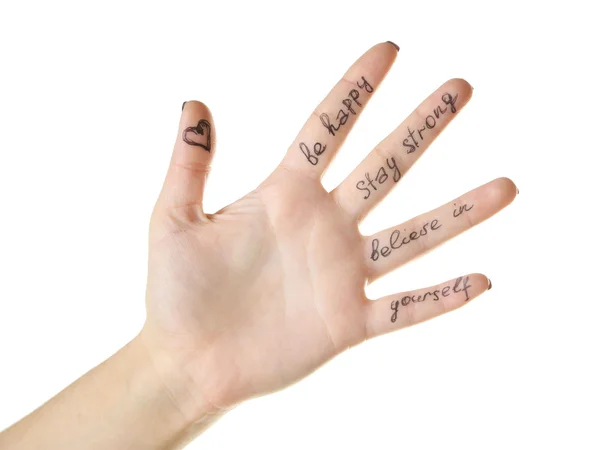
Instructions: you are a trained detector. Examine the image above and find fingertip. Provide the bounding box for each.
[499,176,519,200]
[452,77,472,89]
[450,78,474,101]
[436,78,473,108]
[490,177,519,206]
[178,100,215,152]
[358,41,399,70]
[475,178,517,213]
[468,273,490,296]
[181,100,212,118]
[385,40,400,52]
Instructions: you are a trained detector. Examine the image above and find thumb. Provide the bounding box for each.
[156,101,216,220]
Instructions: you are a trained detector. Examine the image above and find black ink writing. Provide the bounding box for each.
[182,120,211,152]
[390,276,472,323]
[402,92,458,154]
[371,220,442,261]
[442,93,457,113]
[356,157,401,200]
[453,202,474,218]
[299,142,327,166]
[357,76,373,93]
[391,300,399,323]
[320,77,373,136]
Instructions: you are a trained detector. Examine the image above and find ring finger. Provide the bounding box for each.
[364,177,517,282]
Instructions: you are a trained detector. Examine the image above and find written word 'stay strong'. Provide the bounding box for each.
[402,92,458,154]
[356,156,401,200]
[354,92,459,201]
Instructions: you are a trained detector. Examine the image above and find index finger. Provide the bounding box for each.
[280,41,399,178]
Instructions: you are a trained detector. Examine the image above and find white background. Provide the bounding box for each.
[1,1,599,449]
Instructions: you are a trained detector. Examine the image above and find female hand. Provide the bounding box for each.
[141,41,517,422]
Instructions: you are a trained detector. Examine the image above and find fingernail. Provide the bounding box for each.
[487,279,493,290]
[386,41,400,52]
[181,101,187,111]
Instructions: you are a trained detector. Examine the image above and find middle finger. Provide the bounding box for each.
[331,78,473,221]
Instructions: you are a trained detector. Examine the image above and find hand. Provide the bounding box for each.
[140,42,517,420]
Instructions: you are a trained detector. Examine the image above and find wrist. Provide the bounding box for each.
[134,328,230,433]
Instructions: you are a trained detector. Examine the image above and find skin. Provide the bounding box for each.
[0,42,517,449]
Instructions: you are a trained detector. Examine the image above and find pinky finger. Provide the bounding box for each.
[365,273,490,338]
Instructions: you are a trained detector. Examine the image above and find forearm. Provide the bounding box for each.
[0,333,225,450]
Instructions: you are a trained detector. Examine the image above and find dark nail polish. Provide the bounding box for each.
[386,41,400,52]
[488,279,493,290]
[181,101,187,111]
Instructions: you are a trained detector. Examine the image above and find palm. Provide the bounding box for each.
[143,43,516,410]
[147,169,366,406]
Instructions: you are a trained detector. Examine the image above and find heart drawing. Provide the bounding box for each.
[182,120,211,152]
